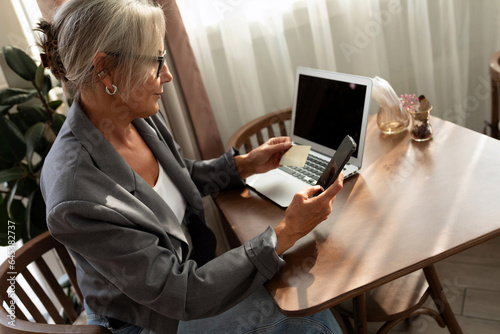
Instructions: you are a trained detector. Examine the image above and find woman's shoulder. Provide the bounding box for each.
[41,121,103,211]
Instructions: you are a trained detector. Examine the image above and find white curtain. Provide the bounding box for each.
[177,0,500,145]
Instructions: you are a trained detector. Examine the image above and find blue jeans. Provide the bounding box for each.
[86,287,341,334]
[177,286,341,334]
[85,300,143,334]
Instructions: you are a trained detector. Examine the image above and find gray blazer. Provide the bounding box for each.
[41,102,283,333]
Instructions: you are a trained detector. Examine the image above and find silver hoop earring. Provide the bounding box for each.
[105,84,118,96]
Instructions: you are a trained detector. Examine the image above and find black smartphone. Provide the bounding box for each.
[316,135,357,190]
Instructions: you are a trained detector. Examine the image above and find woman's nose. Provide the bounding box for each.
[161,64,173,83]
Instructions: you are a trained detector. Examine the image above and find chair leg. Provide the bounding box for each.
[353,294,368,334]
[423,265,463,334]
[331,306,356,334]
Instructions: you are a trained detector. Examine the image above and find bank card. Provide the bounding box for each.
[279,145,311,167]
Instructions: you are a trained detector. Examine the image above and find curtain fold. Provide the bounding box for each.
[159,0,225,159]
[178,0,500,144]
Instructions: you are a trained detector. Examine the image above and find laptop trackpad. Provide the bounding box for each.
[246,171,308,208]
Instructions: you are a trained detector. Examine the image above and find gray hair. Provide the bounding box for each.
[37,0,166,100]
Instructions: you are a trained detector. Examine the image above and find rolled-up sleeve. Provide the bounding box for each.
[245,226,286,280]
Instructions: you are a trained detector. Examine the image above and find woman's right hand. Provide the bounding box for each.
[274,173,344,255]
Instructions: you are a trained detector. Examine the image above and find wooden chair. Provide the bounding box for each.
[221,109,447,333]
[226,108,292,152]
[486,50,500,139]
[334,270,446,333]
[221,107,292,249]
[0,231,111,334]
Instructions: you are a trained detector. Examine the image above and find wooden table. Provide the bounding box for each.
[215,115,500,333]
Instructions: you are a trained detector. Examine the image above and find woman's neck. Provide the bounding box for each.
[79,89,160,187]
[80,88,135,145]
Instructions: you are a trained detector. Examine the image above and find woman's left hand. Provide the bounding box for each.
[234,137,292,179]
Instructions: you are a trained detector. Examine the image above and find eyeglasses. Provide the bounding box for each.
[105,50,167,77]
[155,50,167,78]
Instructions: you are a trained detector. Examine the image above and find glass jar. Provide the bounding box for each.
[408,105,433,141]
[377,102,409,135]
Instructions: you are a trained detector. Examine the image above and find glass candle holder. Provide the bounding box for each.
[377,101,410,135]
[408,105,433,142]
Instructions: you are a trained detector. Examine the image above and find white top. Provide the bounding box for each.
[153,161,187,224]
[153,161,192,259]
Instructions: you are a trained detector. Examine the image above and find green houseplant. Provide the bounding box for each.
[0,45,66,245]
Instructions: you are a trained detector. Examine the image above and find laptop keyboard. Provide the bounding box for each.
[278,155,330,185]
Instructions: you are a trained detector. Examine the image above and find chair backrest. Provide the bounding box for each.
[0,231,111,334]
[487,50,500,139]
[227,108,292,153]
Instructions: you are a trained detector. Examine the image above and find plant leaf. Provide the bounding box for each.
[0,104,12,115]
[0,197,14,246]
[42,75,53,96]
[6,180,26,225]
[0,135,12,164]
[0,159,13,172]
[0,88,37,105]
[0,191,24,245]
[9,199,26,228]
[2,45,37,82]
[49,100,63,111]
[13,176,37,197]
[25,123,48,172]
[0,166,25,183]
[18,103,49,126]
[26,188,47,240]
[0,113,27,163]
[51,112,66,135]
[35,63,45,91]
[8,112,29,133]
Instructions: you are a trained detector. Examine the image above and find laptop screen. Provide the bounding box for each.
[291,68,372,165]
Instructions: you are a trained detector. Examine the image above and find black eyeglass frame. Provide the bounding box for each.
[103,50,167,78]
[155,50,167,77]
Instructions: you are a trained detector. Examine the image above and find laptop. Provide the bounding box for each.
[246,67,372,207]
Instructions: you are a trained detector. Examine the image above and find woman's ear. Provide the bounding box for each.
[93,52,113,88]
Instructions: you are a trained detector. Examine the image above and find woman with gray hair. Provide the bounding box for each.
[38,0,344,333]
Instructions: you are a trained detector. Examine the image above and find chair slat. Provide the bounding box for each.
[0,231,113,333]
[14,283,47,323]
[16,305,29,322]
[256,131,264,146]
[279,121,287,136]
[266,125,275,139]
[2,300,29,321]
[21,269,66,324]
[244,140,253,153]
[35,257,78,322]
[1,290,30,321]
[226,108,291,152]
[55,245,83,303]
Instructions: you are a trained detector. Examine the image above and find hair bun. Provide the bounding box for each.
[36,20,66,79]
